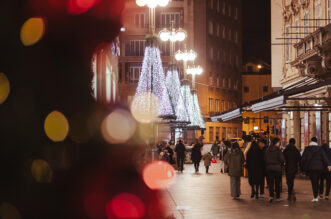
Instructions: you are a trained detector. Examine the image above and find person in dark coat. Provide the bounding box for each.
[246,141,264,199]
[319,143,331,200]
[264,137,285,202]
[166,144,174,164]
[258,138,268,197]
[191,140,202,173]
[283,138,301,201]
[301,137,331,202]
[175,139,186,172]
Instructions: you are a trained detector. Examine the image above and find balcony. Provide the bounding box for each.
[291,23,331,79]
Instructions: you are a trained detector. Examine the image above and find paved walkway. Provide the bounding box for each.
[166,162,331,219]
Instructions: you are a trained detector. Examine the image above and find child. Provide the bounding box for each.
[203,152,213,173]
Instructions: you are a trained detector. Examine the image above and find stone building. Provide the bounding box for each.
[118,0,242,143]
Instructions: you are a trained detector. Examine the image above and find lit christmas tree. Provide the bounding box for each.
[180,80,199,128]
[192,90,205,129]
[134,38,174,119]
[165,66,190,123]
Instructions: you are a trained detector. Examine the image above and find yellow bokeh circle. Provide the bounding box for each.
[0,73,10,104]
[20,17,45,46]
[44,111,69,142]
[31,159,53,183]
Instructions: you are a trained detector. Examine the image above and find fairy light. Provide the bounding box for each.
[134,46,174,118]
[180,82,199,127]
[192,90,205,129]
[165,69,190,123]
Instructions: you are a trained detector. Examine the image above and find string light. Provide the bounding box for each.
[192,91,205,129]
[180,83,199,127]
[134,46,174,118]
[165,69,190,123]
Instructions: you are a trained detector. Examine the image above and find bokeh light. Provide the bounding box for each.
[84,193,107,219]
[31,159,53,183]
[44,110,69,142]
[106,193,145,219]
[0,202,21,219]
[20,17,45,46]
[101,109,136,144]
[131,92,159,124]
[68,0,100,14]
[142,161,175,190]
[0,73,10,104]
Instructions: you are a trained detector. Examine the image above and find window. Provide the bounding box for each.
[328,0,331,24]
[244,86,249,92]
[129,66,141,83]
[222,1,226,14]
[217,49,221,61]
[304,11,309,36]
[222,127,226,140]
[134,13,146,27]
[234,7,238,20]
[217,0,220,13]
[263,86,268,92]
[234,80,238,90]
[228,78,232,88]
[234,31,238,43]
[228,3,231,16]
[233,128,238,138]
[222,25,226,39]
[216,24,220,37]
[209,98,214,112]
[223,51,227,64]
[209,21,214,35]
[160,12,181,28]
[216,127,220,139]
[160,41,170,56]
[294,19,299,58]
[224,100,228,111]
[210,47,214,60]
[215,99,220,112]
[223,78,227,87]
[127,40,145,56]
[285,25,290,63]
[228,127,232,139]
[221,100,224,112]
[247,66,253,72]
[315,0,321,30]
[209,127,214,142]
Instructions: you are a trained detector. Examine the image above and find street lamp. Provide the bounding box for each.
[136,0,170,8]
[187,65,203,89]
[175,49,197,79]
[159,28,187,42]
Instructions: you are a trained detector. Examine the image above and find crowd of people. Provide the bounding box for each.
[159,135,331,203]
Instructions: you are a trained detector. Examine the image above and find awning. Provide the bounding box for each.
[211,108,241,122]
[251,95,285,112]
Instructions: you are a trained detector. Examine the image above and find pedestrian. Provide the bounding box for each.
[191,139,202,173]
[246,141,264,199]
[319,143,331,200]
[258,138,268,198]
[264,137,285,202]
[301,137,331,202]
[283,138,301,202]
[224,142,245,200]
[202,152,213,173]
[166,143,175,164]
[244,135,253,160]
[175,139,186,172]
[210,137,220,160]
[219,140,228,173]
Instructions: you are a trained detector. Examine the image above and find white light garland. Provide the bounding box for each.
[181,84,199,127]
[134,46,174,117]
[192,90,205,129]
[165,69,190,123]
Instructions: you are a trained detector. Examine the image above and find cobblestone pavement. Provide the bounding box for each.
[166,162,331,219]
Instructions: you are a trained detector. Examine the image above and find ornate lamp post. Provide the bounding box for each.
[175,48,197,79]
[187,65,203,89]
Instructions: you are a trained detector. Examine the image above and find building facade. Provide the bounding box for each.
[242,62,281,137]
[118,0,242,143]
[271,0,331,149]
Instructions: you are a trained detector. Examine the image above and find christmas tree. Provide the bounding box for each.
[180,80,199,128]
[134,41,174,118]
[165,67,190,123]
[192,90,205,129]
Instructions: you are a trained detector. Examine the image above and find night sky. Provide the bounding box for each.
[242,0,271,64]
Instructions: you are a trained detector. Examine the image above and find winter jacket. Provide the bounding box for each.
[191,144,202,163]
[224,148,245,177]
[264,145,285,173]
[283,144,301,175]
[202,153,213,166]
[322,144,331,163]
[301,142,331,172]
[210,142,220,155]
[246,147,265,185]
[175,143,186,158]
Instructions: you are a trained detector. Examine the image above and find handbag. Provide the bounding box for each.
[211,158,217,163]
